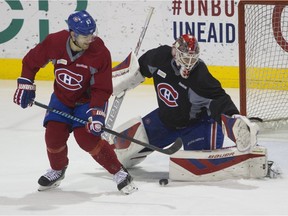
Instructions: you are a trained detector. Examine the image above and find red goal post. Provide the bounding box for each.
[238,0,288,128]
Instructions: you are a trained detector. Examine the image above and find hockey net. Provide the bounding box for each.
[238,0,288,130]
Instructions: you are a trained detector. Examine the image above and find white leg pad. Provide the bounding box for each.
[113,117,152,168]
[169,146,268,181]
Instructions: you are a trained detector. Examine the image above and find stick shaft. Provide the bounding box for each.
[33,101,182,155]
[104,7,154,137]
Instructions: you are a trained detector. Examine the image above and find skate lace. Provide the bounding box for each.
[43,169,63,181]
[113,169,128,185]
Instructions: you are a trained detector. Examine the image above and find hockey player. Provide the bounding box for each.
[111,34,279,180]
[13,10,137,194]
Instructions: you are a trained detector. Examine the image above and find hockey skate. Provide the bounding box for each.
[38,166,67,191]
[113,167,138,195]
[266,161,282,179]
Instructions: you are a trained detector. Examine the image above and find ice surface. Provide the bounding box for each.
[1,80,288,215]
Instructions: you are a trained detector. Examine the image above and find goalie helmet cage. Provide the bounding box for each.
[238,0,288,129]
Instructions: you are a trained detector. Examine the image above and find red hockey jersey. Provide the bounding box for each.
[21,30,112,108]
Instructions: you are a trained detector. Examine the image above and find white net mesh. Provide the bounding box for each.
[243,4,288,129]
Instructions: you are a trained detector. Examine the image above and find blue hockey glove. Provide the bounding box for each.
[86,108,106,136]
[13,77,36,108]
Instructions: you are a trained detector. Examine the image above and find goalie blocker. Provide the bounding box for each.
[111,117,269,181]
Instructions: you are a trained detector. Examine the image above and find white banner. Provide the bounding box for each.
[0,0,239,66]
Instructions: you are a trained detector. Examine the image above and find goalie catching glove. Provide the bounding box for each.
[86,108,106,136]
[112,52,145,97]
[13,77,36,108]
[221,114,259,152]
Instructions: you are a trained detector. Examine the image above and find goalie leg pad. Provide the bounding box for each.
[113,117,152,168]
[169,146,268,181]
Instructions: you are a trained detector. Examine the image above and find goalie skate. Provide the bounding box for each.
[266,161,282,179]
[38,166,67,191]
[114,167,138,195]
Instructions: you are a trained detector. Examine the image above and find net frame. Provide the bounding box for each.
[238,0,288,129]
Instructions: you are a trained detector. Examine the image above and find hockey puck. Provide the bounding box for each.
[159,178,169,186]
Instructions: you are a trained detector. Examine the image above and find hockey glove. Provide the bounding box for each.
[221,114,259,152]
[86,108,106,136]
[13,77,36,108]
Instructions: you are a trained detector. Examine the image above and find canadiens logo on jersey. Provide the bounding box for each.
[157,83,178,107]
[55,68,83,90]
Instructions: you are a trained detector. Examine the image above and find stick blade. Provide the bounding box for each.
[162,137,183,155]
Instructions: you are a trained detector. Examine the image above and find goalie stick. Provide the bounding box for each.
[102,7,154,140]
[33,101,182,155]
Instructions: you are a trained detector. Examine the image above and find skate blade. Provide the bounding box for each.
[38,181,62,191]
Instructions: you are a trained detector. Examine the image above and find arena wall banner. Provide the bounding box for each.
[0,0,239,87]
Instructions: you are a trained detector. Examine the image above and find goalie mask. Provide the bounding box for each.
[172,34,200,79]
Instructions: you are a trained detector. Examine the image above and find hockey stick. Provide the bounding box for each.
[133,7,154,56]
[33,101,182,155]
[103,7,154,140]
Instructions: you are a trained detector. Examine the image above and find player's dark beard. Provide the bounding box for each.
[72,38,83,50]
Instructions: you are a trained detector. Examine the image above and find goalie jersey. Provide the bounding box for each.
[138,45,239,128]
